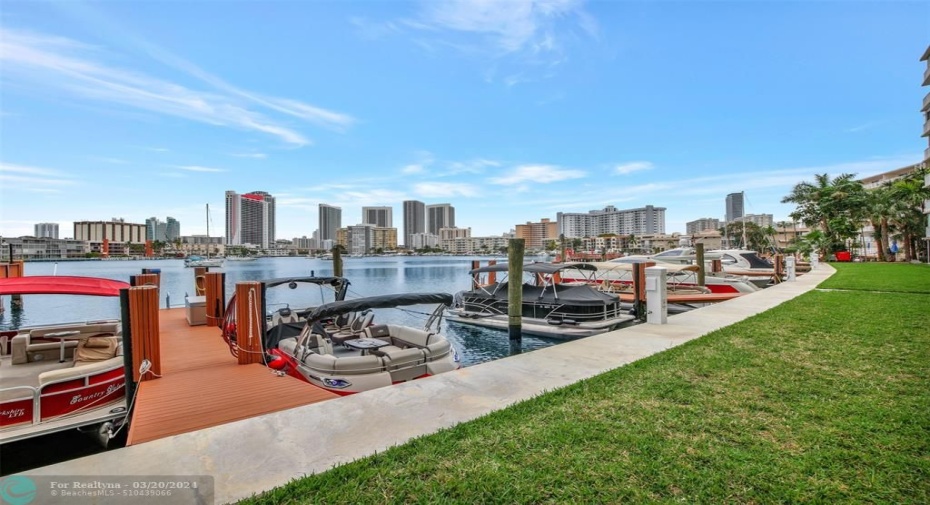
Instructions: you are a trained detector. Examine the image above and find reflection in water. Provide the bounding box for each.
[0,256,559,367]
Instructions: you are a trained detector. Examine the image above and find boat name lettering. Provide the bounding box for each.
[69,383,124,405]
[1,408,26,419]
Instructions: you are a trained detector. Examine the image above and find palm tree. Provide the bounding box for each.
[782,173,868,258]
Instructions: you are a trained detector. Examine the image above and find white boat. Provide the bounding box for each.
[611,247,776,288]
[0,276,130,448]
[446,262,636,339]
[219,278,460,395]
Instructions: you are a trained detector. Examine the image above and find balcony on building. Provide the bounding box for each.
[924,118,930,138]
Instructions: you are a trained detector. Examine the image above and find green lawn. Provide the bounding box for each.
[244,265,930,504]
[821,262,930,293]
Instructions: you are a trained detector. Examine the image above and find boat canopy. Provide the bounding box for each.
[470,281,618,306]
[307,292,454,322]
[469,262,598,275]
[0,276,130,297]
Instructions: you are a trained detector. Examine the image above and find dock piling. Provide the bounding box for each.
[645,266,668,325]
[695,243,705,286]
[507,239,525,351]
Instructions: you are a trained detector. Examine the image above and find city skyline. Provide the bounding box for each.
[1,2,926,239]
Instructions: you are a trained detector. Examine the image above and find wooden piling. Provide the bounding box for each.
[204,272,226,327]
[128,285,161,382]
[632,262,649,321]
[470,260,479,290]
[559,234,566,264]
[773,253,784,284]
[695,243,706,287]
[487,259,497,284]
[141,268,161,290]
[711,259,722,273]
[332,248,343,278]
[235,281,265,365]
[507,239,525,346]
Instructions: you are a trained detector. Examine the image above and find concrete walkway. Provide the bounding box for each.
[25,265,834,503]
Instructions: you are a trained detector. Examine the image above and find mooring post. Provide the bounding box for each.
[194,266,208,296]
[508,238,525,352]
[695,243,706,287]
[487,259,497,284]
[470,260,479,290]
[810,253,819,269]
[632,261,647,321]
[9,260,23,309]
[332,248,343,278]
[785,256,796,281]
[236,281,265,365]
[119,289,136,408]
[205,271,226,327]
[559,234,566,263]
[773,253,784,284]
[127,285,161,382]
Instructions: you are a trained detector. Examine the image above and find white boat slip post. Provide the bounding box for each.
[645,266,668,325]
[785,256,796,281]
[810,254,820,269]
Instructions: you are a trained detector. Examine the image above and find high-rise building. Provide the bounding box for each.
[145,217,167,241]
[362,206,393,228]
[920,45,930,240]
[557,205,666,238]
[426,204,455,235]
[515,218,559,250]
[686,218,721,235]
[738,214,774,228]
[226,190,276,248]
[166,217,180,241]
[319,204,342,242]
[34,222,59,239]
[403,200,425,248]
[725,192,745,223]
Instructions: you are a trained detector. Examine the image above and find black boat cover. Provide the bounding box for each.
[307,292,454,321]
[469,262,598,275]
[261,276,349,289]
[467,282,616,306]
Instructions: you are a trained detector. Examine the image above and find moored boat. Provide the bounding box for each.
[0,276,130,448]
[446,262,636,339]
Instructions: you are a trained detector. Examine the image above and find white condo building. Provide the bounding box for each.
[557,205,666,239]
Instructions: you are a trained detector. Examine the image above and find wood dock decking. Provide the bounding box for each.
[126,308,337,445]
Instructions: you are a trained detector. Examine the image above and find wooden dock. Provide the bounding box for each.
[126,308,337,445]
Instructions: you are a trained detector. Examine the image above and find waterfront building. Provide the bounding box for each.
[515,218,559,250]
[145,216,179,242]
[737,214,774,229]
[409,232,439,250]
[336,225,399,255]
[225,190,276,249]
[73,219,145,256]
[441,235,510,255]
[922,44,930,162]
[34,223,59,239]
[362,206,393,228]
[292,236,314,250]
[557,205,666,239]
[403,200,425,249]
[685,218,721,235]
[426,204,455,235]
[319,204,342,243]
[0,236,87,261]
[180,235,225,257]
[725,192,745,223]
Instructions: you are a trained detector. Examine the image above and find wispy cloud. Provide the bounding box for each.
[231,152,267,159]
[90,156,128,164]
[402,164,427,174]
[142,146,169,152]
[414,182,480,198]
[446,158,500,174]
[845,122,878,133]
[489,164,586,185]
[614,161,654,175]
[0,162,77,193]
[173,165,226,173]
[412,0,592,56]
[0,28,355,146]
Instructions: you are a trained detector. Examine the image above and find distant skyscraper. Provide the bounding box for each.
[403,200,425,248]
[226,190,276,248]
[725,192,745,223]
[426,203,455,235]
[686,218,721,235]
[165,217,180,241]
[319,204,342,242]
[557,205,666,238]
[362,206,393,228]
[34,222,59,239]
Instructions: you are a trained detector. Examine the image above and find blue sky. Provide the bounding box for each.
[1,1,927,241]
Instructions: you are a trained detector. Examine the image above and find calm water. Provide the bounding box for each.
[0,256,558,366]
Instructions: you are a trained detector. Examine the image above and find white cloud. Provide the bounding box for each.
[414,0,589,55]
[446,158,500,174]
[402,164,426,174]
[614,161,654,175]
[0,28,355,146]
[0,162,77,192]
[231,153,267,159]
[414,182,480,197]
[489,164,586,185]
[173,165,226,173]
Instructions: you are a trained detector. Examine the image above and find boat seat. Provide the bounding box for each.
[39,357,124,388]
[330,311,374,346]
[382,348,427,382]
[11,323,120,365]
[73,335,119,366]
